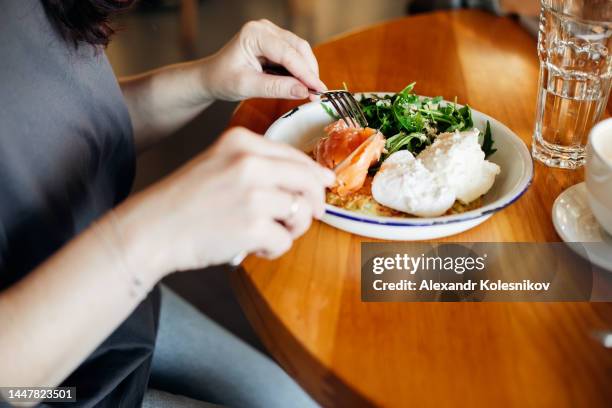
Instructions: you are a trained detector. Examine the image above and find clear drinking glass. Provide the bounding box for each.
[532,0,612,168]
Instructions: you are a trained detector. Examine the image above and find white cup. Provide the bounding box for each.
[586,118,612,236]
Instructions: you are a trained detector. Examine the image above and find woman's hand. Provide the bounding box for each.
[115,127,335,277]
[200,19,327,101]
[121,20,325,152]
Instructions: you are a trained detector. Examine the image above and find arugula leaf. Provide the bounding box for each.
[398,82,416,96]
[320,82,496,164]
[481,121,497,158]
[459,105,473,129]
[386,132,427,156]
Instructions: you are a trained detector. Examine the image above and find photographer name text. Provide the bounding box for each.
[373,279,550,291]
[370,254,551,292]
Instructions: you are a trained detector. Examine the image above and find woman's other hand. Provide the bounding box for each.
[200,19,327,101]
[115,127,335,277]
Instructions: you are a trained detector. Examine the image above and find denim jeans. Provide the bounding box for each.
[141,286,318,408]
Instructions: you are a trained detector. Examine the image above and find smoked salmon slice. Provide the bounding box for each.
[314,120,385,196]
[333,132,385,196]
[314,120,377,169]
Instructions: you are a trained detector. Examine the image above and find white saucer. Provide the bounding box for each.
[552,182,612,271]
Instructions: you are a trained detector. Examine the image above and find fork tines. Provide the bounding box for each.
[323,91,368,128]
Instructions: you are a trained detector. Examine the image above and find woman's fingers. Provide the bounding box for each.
[253,26,326,94]
[280,193,315,238]
[260,159,326,214]
[222,128,335,185]
[250,220,293,259]
[202,125,333,263]
[232,155,327,218]
[254,73,310,100]
[245,188,316,237]
[260,20,321,77]
[204,19,326,102]
[282,33,320,77]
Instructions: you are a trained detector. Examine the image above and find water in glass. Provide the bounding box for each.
[532,0,612,168]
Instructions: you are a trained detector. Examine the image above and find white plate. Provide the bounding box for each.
[265,93,534,240]
[552,182,612,271]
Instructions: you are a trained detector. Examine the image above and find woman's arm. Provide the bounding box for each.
[120,20,326,153]
[0,212,161,391]
[0,127,333,394]
[119,60,215,153]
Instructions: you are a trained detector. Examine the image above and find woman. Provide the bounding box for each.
[0,1,332,407]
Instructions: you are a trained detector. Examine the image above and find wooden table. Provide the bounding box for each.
[229,10,612,407]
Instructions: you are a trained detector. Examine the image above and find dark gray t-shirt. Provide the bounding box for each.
[0,1,160,406]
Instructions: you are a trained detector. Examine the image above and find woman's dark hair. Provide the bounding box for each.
[41,0,136,47]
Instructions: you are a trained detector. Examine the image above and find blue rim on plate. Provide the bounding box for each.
[324,172,532,227]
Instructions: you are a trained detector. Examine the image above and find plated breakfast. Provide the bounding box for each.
[314,83,500,219]
[264,83,533,240]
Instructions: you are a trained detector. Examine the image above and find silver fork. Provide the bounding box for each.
[322,90,368,128]
[262,64,368,128]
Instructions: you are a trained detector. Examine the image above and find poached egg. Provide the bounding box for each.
[371,151,455,217]
[418,129,500,204]
[371,129,500,217]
